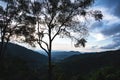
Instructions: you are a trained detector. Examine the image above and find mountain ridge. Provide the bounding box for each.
[59,49,120,78]
[0,42,48,69]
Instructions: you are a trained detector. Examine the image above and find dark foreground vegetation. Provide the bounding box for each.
[0,43,120,80]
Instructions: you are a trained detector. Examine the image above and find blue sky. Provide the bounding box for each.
[88,0,120,52]
[0,0,120,52]
[50,0,120,52]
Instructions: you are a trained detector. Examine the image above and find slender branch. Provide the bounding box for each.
[37,14,49,54]
[45,0,52,17]
[37,41,48,54]
[47,14,55,29]
[30,0,50,55]
[51,23,64,41]
[6,22,19,42]
[38,39,49,50]
[51,10,74,41]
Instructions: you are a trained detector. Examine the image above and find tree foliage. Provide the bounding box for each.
[8,0,103,50]
[0,0,36,57]
[0,0,19,57]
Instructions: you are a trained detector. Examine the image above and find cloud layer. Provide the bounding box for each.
[90,0,120,50]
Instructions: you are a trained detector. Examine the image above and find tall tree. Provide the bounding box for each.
[0,0,18,59]
[9,0,103,80]
[0,0,31,59]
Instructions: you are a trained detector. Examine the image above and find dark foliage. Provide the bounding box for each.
[0,42,48,69]
[0,57,39,80]
[89,66,120,80]
[56,50,120,80]
[0,42,48,80]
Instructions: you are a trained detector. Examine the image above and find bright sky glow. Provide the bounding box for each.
[91,33,105,41]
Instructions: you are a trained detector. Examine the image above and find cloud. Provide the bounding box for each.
[96,0,120,7]
[90,0,120,50]
[96,0,120,18]
[113,4,120,17]
[99,17,120,50]
[90,21,104,30]
[89,7,120,41]
[101,24,120,36]
[90,33,105,41]
[100,42,120,49]
[100,34,120,49]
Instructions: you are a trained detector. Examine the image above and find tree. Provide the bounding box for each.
[5,0,102,80]
[0,0,18,59]
[0,0,34,60]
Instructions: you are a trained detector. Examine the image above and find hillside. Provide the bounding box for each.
[0,43,49,80]
[52,51,81,61]
[58,50,120,79]
[36,50,81,61]
[1,43,48,69]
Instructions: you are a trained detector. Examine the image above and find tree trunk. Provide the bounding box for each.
[0,37,9,62]
[48,34,52,80]
[48,21,53,80]
[0,36,4,61]
[48,50,52,80]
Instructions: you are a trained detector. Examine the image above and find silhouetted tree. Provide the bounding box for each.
[0,0,34,59]
[0,0,19,59]
[3,0,102,80]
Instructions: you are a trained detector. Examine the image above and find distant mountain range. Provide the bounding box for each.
[51,51,81,61]
[59,50,120,77]
[36,50,82,61]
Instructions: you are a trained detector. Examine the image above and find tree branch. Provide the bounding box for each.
[51,23,64,41]
[38,39,49,50]
[37,41,49,54]
[51,10,74,41]
[37,14,49,54]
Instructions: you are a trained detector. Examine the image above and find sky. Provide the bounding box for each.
[87,0,120,52]
[49,0,120,52]
[0,0,120,52]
